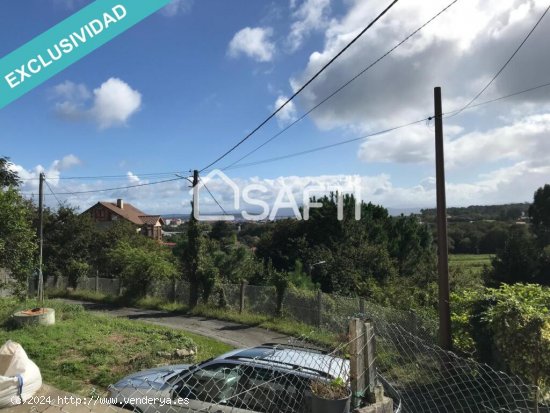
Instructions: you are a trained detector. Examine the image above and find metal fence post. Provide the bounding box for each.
[349,318,365,410]
[239,280,247,314]
[316,290,323,327]
[364,321,376,398]
[172,278,177,303]
[95,271,99,293]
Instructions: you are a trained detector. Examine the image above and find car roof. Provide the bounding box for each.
[214,344,349,380]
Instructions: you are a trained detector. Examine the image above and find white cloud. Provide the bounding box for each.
[228,27,276,62]
[91,78,142,129]
[11,155,81,194]
[358,113,550,169]
[53,78,142,129]
[273,96,298,125]
[57,154,82,170]
[160,0,193,17]
[287,0,332,52]
[126,171,142,184]
[290,0,550,135]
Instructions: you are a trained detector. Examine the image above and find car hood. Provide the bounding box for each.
[112,364,191,390]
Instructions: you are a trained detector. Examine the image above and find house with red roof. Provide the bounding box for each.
[82,198,164,240]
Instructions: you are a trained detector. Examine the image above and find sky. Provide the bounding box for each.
[2,0,550,215]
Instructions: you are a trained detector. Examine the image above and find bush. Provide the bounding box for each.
[452,284,550,388]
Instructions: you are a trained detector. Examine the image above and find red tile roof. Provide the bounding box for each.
[85,201,164,226]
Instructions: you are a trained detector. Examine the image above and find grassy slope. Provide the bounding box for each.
[0,299,232,395]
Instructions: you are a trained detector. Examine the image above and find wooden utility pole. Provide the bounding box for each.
[38,172,45,304]
[434,87,452,350]
[191,169,199,220]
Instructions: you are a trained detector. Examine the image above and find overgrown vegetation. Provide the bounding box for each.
[0,298,232,394]
[452,284,550,390]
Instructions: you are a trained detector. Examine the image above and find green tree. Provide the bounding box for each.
[0,157,21,188]
[180,212,219,308]
[108,241,177,298]
[0,188,36,297]
[530,184,550,247]
[40,206,96,287]
[89,220,147,277]
[489,226,540,285]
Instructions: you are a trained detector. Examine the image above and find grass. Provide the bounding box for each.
[0,298,232,395]
[449,254,492,276]
[48,289,340,348]
[189,304,338,347]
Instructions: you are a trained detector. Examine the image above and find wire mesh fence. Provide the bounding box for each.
[32,276,550,412]
[105,337,354,413]
[369,314,549,413]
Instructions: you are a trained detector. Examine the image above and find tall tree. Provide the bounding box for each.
[529,184,550,246]
[489,226,540,285]
[0,188,36,297]
[0,157,21,188]
[41,206,96,286]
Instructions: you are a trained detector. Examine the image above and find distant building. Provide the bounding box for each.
[165,218,183,226]
[83,199,164,240]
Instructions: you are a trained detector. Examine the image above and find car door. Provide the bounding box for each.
[167,362,255,413]
[231,366,308,413]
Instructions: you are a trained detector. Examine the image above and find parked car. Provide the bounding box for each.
[109,343,350,413]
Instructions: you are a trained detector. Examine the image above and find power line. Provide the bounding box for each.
[225,118,429,171]
[36,176,185,196]
[444,80,550,117]
[199,177,228,216]
[19,170,190,181]
[44,179,62,207]
[223,0,460,171]
[450,3,550,117]
[199,0,401,173]
[225,80,550,171]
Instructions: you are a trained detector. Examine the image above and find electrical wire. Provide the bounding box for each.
[222,0,460,171]
[199,177,228,215]
[224,80,550,171]
[42,176,185,196]
[444,80,550,117]
[19,170,191,181]
[224,118,429,171]
[449,3,550,118]
[44,179,62,207]
[199,0,401,173]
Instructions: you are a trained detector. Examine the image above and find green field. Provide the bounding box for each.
[0,299,232,395]
[449,254,492,276]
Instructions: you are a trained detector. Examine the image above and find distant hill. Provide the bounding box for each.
[420,203,531,222]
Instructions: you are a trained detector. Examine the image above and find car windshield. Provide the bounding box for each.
[165,357,214,384]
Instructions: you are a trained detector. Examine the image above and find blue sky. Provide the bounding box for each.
[3,0,550,214]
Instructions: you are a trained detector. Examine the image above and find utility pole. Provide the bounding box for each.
[434,87,452,350]
[38,172,45,305]
[191,170,199,220]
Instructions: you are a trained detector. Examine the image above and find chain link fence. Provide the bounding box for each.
[32,276,550,412]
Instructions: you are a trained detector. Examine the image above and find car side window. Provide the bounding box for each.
[234,366,307,413]
[175,363,243,405]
